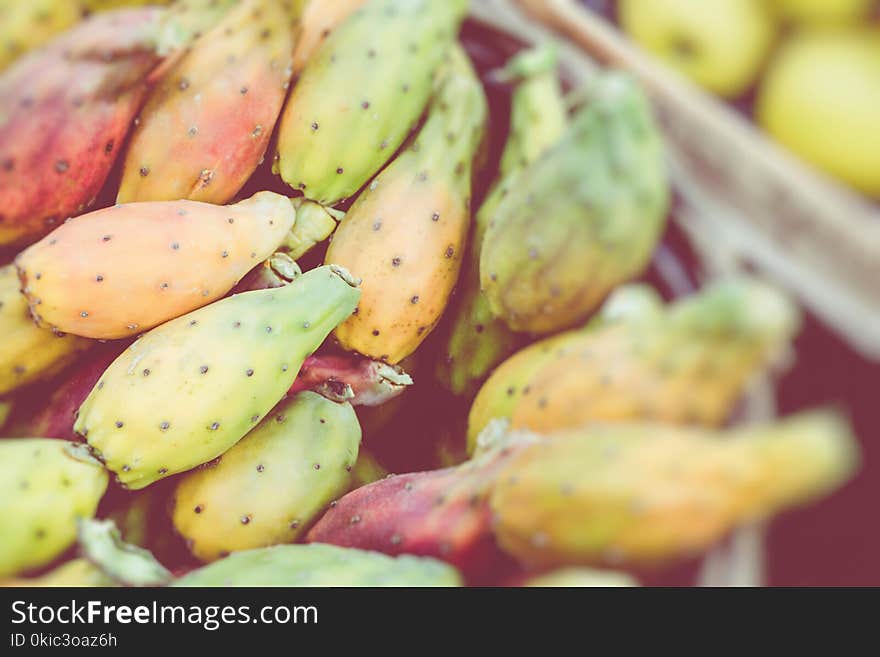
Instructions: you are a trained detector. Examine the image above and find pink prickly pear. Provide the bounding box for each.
[117,0,306,204]
[0,8,164,248]
[15,191,296,339]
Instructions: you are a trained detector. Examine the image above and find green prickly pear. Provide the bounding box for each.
[74,265,361,489]
[291,0,367,74]
[326,45,488,364]
[77,518,173,586]
[117,0,306,204]
[468,278,798,446]
[437,44,567,396]
[0,264,91,396]
[274,0,469,206]
[16,191,297,340]
[0,439,108,578]
[172,543,462,586]
[173,391,361,562]
[480,72,670,335]
[490,412,859,568]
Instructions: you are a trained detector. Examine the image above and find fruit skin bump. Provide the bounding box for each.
[437,44,567,397]
[0,264,91,397]
[74,265,360,490]
[0,439,108,578]
[16,191,297,340]
[0,8,164,248]
[172,391,361,562]
[116,0,306,204]
[480,72,669,335]
[274,0,469,206]
[467,278,798,446]
[326,45,488,364]
[172,543,462,587]
[490,412,859,568]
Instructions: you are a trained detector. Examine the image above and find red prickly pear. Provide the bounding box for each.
[0,8,164,248]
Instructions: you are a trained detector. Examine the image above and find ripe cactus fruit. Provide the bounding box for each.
[490,412,859,568]
[117,0,305,204]
[0,8,164,248]
[511,278,800,435]
[480,72,670,334]
[437,44,567,396]
[305,440,522,578]
[75,265,361,489]
[172,543,462,586]
[292,0,367,74]
[467,279,798,445]
[0,439,108,578]
[155,0,238,54]
[274,0,469,206]
[0,264,91,396]
[173,391,361,562]
[326,46,488,363]
[16,191,297,340]
[0,0,84,72]
[281,200,343,260]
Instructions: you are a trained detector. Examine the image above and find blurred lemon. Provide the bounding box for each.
[757,29,880,198]
[619,0,776,97]
[769,0,876,25]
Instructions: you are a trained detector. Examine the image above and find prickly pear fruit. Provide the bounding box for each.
[437,44,567,396]
[173,543,462,586]
[519,567,638,587]
[0,8,164,248]
[16,342,123,441]
[490,412,858,568]
[0,0,84,72]
[1,559,117,588]
[173,391,360,562]
[350,448,390,488]
[0,439,108,577]
[117,0,305,204]
[511,278,800,435]
[232,252,302,294]
[84,0,172,11]
[275,0,469,206]
[327,46,488,363]
[292,0,367,74]
[306,442,522,579]
[75,265,360,489]
[16,191,297,340]
[281,200,343,260]
[290,353,413,406]
[0,264,90,396]
[77,518,173,586]
[155,0,238,54]
[480,72,669,334]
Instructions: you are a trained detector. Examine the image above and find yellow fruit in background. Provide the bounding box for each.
[769,0,876,24]
[619,0,776,98]
[0,0,84,71]
[757,29,880,198]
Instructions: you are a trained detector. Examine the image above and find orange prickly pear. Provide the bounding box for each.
[490,412,859,568]
[16,191,297,340]
[0,8,164,248]
[117,0,306,204]
[326,45,488,364]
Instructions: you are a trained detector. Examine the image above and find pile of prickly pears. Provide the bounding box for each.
[0,0,861,588]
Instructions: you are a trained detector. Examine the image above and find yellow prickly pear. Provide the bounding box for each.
[0,0,84,72]
[490,412,859,568]
[480,72,669,335]
[173,391,361,562]
[117,0,306,204]
[326,45,488,364]
[437,44,567,397]
[0,440,108,578]
[74,265,361,489]
[274,0,470,206]
[0,264,90,396]
[16,191,297,340]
